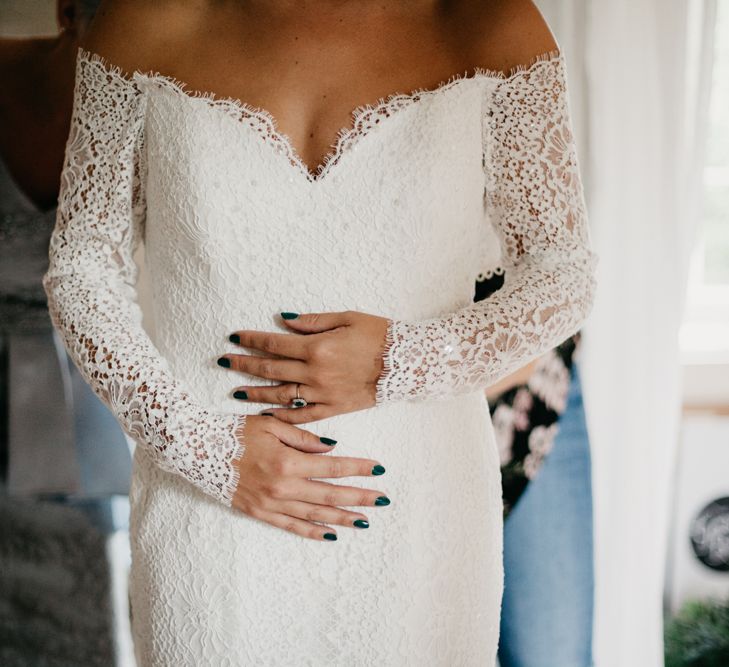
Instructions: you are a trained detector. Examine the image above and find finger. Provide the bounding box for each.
[265,418,339,452]
[229,330,308,361]
[275,500,370,529]
[292,479,390,508]
[279,310,352,334]
[232,383,323,408]
[293,451,385,479]
[217,355,308,382]
[258,510,338,542]
[261,403,333,424]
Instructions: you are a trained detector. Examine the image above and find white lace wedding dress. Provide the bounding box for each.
[44,45,596,666]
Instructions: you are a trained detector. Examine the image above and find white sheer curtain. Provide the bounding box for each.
[536,1,707,665]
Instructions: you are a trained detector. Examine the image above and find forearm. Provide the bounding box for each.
[44,47,244,505]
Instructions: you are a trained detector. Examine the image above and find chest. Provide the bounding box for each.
[138,70,490,188]
[142,8,478,177]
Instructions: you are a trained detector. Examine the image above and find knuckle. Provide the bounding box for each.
[266,479,287,499]
[263,336,278,355]
[305,508,324,522]
[329,460,343,478]
[359,493,371,507]
[274,457,293,477]
[323,492,338,506]
[284,521,298,534]
[332,510,350,525]
[310,340,332,362]
[259,360,274,377]
[276,386,292,404]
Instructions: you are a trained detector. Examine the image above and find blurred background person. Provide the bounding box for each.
[477,271,594,667]
[0,1,131,665]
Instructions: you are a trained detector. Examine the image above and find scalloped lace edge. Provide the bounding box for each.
[77,46,563,183]
[224,414,247,506]
[375,319,397,407]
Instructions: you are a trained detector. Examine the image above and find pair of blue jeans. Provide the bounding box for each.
[497,364,595,667]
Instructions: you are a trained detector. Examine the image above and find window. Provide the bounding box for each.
[699,0,729,286]
[681,0,729,363]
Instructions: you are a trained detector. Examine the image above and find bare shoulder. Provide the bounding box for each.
[81,0,205,75]
[458,0,559,75]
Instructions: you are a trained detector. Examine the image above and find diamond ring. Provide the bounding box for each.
[291,383,307,408]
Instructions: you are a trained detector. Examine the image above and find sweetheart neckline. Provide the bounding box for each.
[78,46,563,184]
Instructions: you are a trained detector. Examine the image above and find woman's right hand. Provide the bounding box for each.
[231,415,389,541]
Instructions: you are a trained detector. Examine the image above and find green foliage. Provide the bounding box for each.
[665,598,729,667]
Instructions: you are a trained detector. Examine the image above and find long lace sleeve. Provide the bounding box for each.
[375,54,597,403]
[43,50,245,505]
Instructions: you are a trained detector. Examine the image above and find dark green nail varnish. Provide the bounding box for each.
[229,333,241,344]
[353,520,369,529]
[375,496,390,506]
[319,437,337,446]
[261,412,275,417]
[233,390,248,400]
[281,312,299,320]
[323,533,337,541]
[371,465,386,476]
[217,357,231,368]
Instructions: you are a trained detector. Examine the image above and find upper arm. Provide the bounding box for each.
[81,0,197,75]
[466,0,559,75]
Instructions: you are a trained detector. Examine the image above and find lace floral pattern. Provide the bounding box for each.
[43,53,245,506]
[375,56,597,403]
[43,44,591,664]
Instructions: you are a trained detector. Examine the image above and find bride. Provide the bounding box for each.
[44,0,597,664]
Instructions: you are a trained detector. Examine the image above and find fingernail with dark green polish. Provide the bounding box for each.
[281,312,299,320]
[229,333,240,344]
[375,496,390,506]
[217,357,231,368]
[371,465,386,476]
[353,519,369,529]
[319,437,337,446]
[323,533,337,541]
[233,390,248,400]
[260,411,275,417]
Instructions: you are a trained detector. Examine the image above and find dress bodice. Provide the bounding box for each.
[43,47,597,506]
[133,68,501,412]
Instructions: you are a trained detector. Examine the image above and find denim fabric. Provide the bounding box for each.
[68,353,132,497]
[498,364,594,667]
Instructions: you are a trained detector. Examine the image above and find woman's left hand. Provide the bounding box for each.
[218,311,391,424]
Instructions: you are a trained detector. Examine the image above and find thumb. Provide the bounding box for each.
[279,310,351,333]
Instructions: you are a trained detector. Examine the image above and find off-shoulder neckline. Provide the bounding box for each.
[77,46,564,182]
